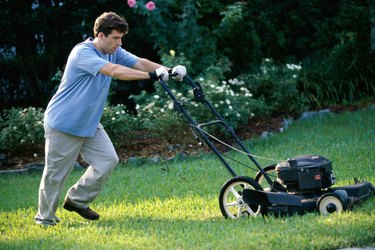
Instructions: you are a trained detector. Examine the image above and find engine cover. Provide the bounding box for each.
[276,155,336,193]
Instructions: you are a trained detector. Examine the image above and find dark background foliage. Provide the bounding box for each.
[0,0,374,111]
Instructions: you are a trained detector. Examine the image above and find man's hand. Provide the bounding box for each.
[149,67,169,81]
[156,67,169,81]
[171,65,186,81]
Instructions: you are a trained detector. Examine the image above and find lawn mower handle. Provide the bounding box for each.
[157,74,276,186]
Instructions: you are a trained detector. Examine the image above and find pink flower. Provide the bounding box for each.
[127,0,136,8]
[145,1,156,11]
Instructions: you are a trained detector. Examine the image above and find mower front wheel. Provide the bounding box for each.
[219,176,263,219]
[317,193,345,216]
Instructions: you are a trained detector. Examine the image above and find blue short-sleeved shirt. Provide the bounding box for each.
[44,38,138,137]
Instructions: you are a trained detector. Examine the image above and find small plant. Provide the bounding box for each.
[239,58,309,117]
[0,107,44,156]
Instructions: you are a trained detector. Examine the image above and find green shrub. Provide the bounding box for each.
[300,32,375,107]
[0,107,44,155]
[0,106,145,155]
[239,58,309,117]
[100,104,143,141]
[130,74,263,139]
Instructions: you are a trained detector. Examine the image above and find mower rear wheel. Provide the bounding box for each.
[219,176,263,219]
[254,164,277,191]
[318,194,344,216]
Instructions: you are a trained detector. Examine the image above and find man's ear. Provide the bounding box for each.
[97,32,106,40]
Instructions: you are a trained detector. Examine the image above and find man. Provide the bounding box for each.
[34,12,186,226]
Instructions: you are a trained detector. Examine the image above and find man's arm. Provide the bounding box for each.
[99,58,170,81]
[100,63,151,80]
[132,58,171,72]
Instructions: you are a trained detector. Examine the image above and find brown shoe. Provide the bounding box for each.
[63,197,99,220]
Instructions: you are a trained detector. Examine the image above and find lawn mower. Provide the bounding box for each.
[158,74,375,219]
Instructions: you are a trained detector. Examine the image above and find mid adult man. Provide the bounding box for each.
[34,11,186,226]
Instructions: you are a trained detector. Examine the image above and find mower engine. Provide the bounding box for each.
[276,155,336,193]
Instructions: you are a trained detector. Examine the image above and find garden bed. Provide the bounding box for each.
[1,103,371,171]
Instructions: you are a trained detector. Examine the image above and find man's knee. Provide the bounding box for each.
[101,153,119,171]
[111,154,119,167]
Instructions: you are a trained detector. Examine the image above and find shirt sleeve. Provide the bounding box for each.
[115,48,139,68]
[76,47,109,76]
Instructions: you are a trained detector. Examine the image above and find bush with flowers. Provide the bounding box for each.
[0,61,309,158]
[130,74,262,140]
[100,104,143,142]
[0,105,144,156]
[239,58,309,117]
[0,107,45,156]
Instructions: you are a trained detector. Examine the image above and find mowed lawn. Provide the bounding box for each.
[1,108,374,249]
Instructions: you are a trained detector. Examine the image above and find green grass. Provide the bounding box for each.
[1,108,374,249]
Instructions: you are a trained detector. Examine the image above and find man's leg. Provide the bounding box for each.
[35,126,83,225]
[65,126,119,209]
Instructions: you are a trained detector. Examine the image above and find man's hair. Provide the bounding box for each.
[93,12,129,37]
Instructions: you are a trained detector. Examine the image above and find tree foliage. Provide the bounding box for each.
[0,0,373,110]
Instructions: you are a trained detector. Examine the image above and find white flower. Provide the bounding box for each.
[121,110,125,114]
[226,99,231,105]
[168,102,174,109]
[33,153,38,157]
[216,86,224,93]
[13,126,17,130]
[112,117,116,120]
[160,108,165,112]
[135,104,140,110]
[286,63,302,71]
[145,102,155,109]
[116,111,120,115]
[154,95,160,99]
[229,105,233,110]
[228,78,244,86]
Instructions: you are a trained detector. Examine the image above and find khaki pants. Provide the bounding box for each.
[34,124,119,223]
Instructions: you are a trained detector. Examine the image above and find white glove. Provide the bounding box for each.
[171,65,186,81]
[155,67,169,81]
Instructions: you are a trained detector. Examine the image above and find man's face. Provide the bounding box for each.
[99,30,125,54]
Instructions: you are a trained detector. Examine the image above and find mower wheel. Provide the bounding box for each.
[219,176,263,219]
[318,193,345,216]
[254,164,277,191]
